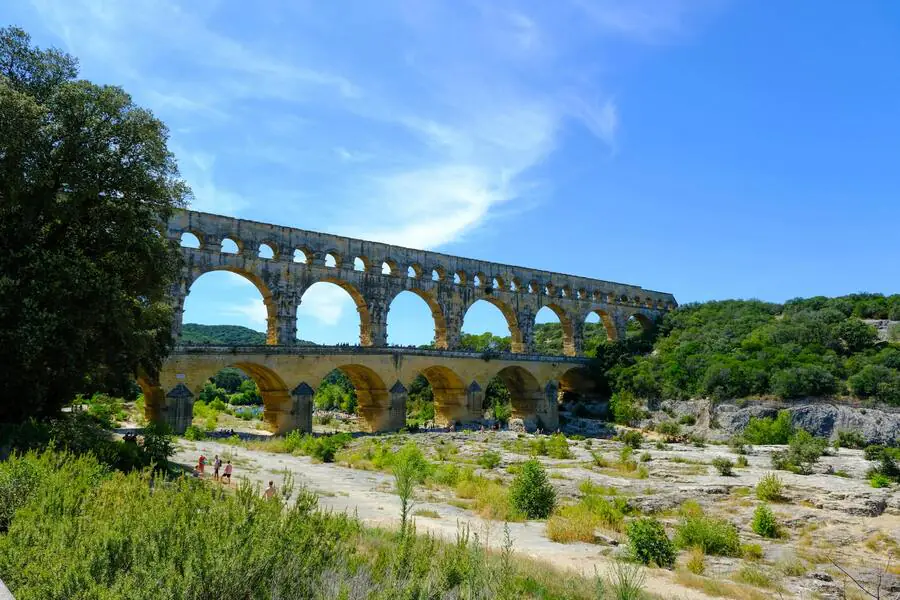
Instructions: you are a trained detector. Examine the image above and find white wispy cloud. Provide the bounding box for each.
[298,285,355,327]
[223,300,268,331]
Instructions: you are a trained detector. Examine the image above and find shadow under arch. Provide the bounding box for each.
[229,361,293,432]
[559,366,599,403]
[462,297,524,352]
[419,364,467,425]
[388,288,449,349]
[491,365,544,427]
[185,266,279,344]
[328,364,392,432]
[311,277,373,345]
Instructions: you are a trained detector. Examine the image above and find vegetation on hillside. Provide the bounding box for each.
[180,323,316,346]
[0,28,186,423]
[604,294,900,404]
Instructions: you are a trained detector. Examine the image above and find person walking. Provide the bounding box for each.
[213,455,222,480]
[262,481,276,500]
[222,460,233,484]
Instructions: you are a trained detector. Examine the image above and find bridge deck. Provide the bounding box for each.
[173,344,592,364]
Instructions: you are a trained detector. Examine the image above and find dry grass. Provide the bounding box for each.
[674,570,771,600]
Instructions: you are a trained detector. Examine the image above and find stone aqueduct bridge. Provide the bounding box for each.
[143,210,677,434]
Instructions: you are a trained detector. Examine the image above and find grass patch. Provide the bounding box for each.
[674,570,771,600]
[412,509,440,519]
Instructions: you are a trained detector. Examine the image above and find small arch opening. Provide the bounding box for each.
[431,269,442,282]
[473,274,483,288]
[353,257,367,272]
[221,238,240,254]
[510,278,520,292]
[492,276,504,291]
[258,243,275,260]
[407,264,422,279]
[381,260,397,276]
[560,286,571,299]
[180,232,201,248]
[544,283,556,297]
[325,253,339,268]
[454,271,464,285]
[528,281,538,294]
[293,249,309,264]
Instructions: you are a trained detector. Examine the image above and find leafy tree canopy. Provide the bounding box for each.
[0,27,188,422]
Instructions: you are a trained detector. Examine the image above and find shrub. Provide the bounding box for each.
[729,436,749,454]
[640,452,652,463]
[546,433,573,459]
[755,473,784,502]
[835,429,866,449]
[184,425,206,441]
[626,517,676,568]
[712,457,734,476]
[510,459,556,519]
[610,391,643,425]
[655,421,681,439]
[751,504,780,538]
[744,410,794,445]
[686,546,705,575]
[675,513,741,557]
[849,364,900,404]
[742,543,764,560]
[678,414,697,426]
[618,430,643,449]
[589,451,610,468]
[870,473,892,488]
[689,435,706,448]
[771,430,827,474]
[735,455,749,468]
[477,450,501,470]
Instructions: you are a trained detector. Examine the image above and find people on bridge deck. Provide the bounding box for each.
[263,481,276,500]
[222,460,233,484]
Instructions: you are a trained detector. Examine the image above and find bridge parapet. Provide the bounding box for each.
[166,209,677,356]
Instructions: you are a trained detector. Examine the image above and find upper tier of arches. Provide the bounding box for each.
[170,209,676,311]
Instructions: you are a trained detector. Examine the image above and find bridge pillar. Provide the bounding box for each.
[262,388,300,434]
[168,277,190,341]
[366,294,389,347]
[387,381,408,430]
[565,320,584,357]
[444,301,464,350]
[465,380,485,422]
[539,381,561,431]
[164,383,194,434]
[270,290,300,345]
[612,310,629,342]
[516,307,535,354]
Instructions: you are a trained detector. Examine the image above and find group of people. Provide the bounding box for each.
[195,453,277,500]
[196,454,233,483]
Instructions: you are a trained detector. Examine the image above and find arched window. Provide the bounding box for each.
[293,249,309,264]
[510,278,520,292]
[382,260,397,276]
[431,268,442,282]
[258,243,275,259]
[492,277,504,291]
[221,238,240,254]
[353,257,367,272]
[527,281,538,294]
[454,271,465,285]
[324,253,339,268]
[407,264,422,279]
[473,274,482,288]
[180,232,201,249]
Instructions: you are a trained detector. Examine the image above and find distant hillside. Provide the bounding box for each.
[180,324,319,346]
[181,324,267,345]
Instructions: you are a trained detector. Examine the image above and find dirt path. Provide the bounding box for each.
[175,439,720,600]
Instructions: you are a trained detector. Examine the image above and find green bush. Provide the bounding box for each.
[834,430,866,449]
[870,473,892,488]
[712,457,734,476]
[655,421,681,440]
[184,425,206,441]
[736,455,749,468]
[625,518,675,568]
[610,391,643,425]
[751,504,780,538]
[755,473,784,502]
[546,433,573,459]
[771,366,837,399]
[509,459,556,519]
[675,514,741,557]
[618,430,643,449]
[678,414,697,426]
[771,430,827,474]
[849,365,900,404]
[477,450,501,470]
[743,410,794,445]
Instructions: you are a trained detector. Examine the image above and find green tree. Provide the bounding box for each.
[509,459,556,519]
[0,28,187,422]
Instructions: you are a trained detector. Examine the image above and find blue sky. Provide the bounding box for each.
[7,0,900,346]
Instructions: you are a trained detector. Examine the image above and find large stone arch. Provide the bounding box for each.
[229,361,293,433]
[537,302,577,356]
[419,364,467,425]
[558,366,600,404]
[327,364,394,432]
[388,288,449,349]
[462,296,524,352]
[304,276,373,345]
[490,365,546,429]
[184,266,279,344]
[587,307,618,341]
